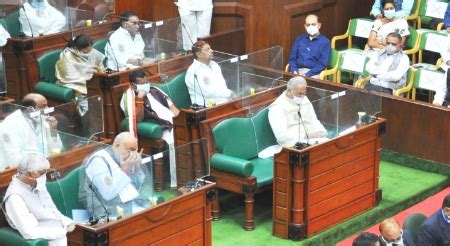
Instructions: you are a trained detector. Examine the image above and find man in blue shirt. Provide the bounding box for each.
[417,194,450,245]
[288,14,330,78]
[445,4,450,32]
[371,0,413,19]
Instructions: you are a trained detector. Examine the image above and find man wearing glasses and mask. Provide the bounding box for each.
[79,132,146,218]
[120,70,179,188]
[0,93,62,170]
[2,153,76,245]
[105,11,150,70]
[379,218,415,246]
[268,76,327,152]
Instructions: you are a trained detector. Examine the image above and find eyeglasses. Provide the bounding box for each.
[294,92,307,97]
[305,23,317,27]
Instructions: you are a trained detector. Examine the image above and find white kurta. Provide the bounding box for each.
[437,36,450,105]
[185,59,232,107]
[0,110,63,170]
[176,0,213,50]
[0,25,10,46]
[19,2,67,37]
[105,27,145,70]
[268,92,327,148]
[371,18,410,44]
[4,176,73,246]
[366,51,410,90]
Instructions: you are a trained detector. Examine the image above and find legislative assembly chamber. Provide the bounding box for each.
[0,0,449,245]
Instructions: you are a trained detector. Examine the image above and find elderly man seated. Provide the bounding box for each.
[78,132,146,218]
[19,0,67,37]
[379,218,415,246]
[0,93,62,170]
[365,32,410,94]
[3,153,76,245]
[268,76,327,150]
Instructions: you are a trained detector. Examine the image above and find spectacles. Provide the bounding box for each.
[127,21,140,26]
[305,23,317,27]
[294,92,307,97]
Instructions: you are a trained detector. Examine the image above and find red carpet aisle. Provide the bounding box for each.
[337,187,450,245]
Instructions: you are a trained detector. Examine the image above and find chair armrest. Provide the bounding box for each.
[211,153,254,177]
[437,22,444,31]
[331,33,349,49]
[319,67,337,81]
[121,119,163,139]
[35,82,76,103]
[394,69,415,96]
[354,76,370,88]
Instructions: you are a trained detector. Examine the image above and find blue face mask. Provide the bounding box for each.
[31,1,45,9]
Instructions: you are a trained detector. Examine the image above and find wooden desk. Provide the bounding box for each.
[3,21,118,101]
[68,182,215,246]
[272,119,385,240]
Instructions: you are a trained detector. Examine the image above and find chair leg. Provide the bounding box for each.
[243,193,255,230]
[211,188,221,220]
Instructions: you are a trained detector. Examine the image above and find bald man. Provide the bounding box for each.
[379,218,415,246]
[79,132,146,218]
[0,93,62,170]
[288,14,331,78]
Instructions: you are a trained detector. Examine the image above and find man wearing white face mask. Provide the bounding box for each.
[120,70,180,188]
[379,218,415,246]
[417,194,450,245]
[2,153,76,246]
[19,0,67,37]
[268,76,327,149]
[288,14,330,78]
[0,93,62,170]
[365,32,410,94]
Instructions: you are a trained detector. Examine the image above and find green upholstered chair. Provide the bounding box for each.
[0,227,48,246]
[34,49,76,103]
[4,10,22,38]
[153,71,191,109]
[403,212,427,243]
[93,38,107,54]
[210,107,277,230]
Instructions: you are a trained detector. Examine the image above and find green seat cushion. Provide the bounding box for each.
[35,82,76,103]
[121,119,163,140]
[47,167,82,218]
[0,227,48,246]
[250,157,274,188]
[152,71,191,109]
[211,153,254,177]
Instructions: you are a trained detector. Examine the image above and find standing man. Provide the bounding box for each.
[175,0,213,51]
[288,14,331,79]
[417,194,450,245]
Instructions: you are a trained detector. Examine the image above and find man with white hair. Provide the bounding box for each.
[19,0,67,37]
[2,153,76,245]
[268,76,327,148]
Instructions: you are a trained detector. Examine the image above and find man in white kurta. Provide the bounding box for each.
[0,24,10,93]
[105,11,145,70]
[185,41,232,107]
[19,0,67,37]
[437,35,450,106]
[3,153,75,246]
[0,94,62,170]
[175,0,213,51]
[268,76,327,148]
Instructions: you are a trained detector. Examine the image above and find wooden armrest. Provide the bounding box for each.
[319,67,337,81]
[437,22,445,31]
[354,76,370,88]
[331,33,349,49]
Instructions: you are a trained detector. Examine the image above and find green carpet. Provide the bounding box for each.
[211,161,449,246]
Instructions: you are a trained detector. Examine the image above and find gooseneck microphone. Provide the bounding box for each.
[294,109,310,150]
[191,66,206,110]
[88,181,110,225]
[21,5,34,38]
[106,32,120,72]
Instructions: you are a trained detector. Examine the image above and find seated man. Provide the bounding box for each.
[79,132,145,218]
[0,24,10,93]
[438,37,450,106]
[371,0,413,19]
[120,70,179,187]
[185,40,233,107]
[288,14,330,78]
[56,34,104,96]
[105,11,150,70]
[365,32,410,94]
[19,0,67,37]
[417,194,450,245]
[0,93,62,170]
[268,76,327,149]
[445,3,450,33]
[379,218,415,246]
[352,232,381,246]
[3,153,76,244]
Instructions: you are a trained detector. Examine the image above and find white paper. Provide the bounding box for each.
[153,152,163,160]
[144,23,152,29]
[240,55,248,60]
[155,21,163,26]
[354,19,374,38]
[141,157,152,164]
[118,184,139,203]
[230,57,238,63]
[417,69,445,92]
[424,33,448,54]
[425,1,448,19]
[72,209,90,223]
[43,107,54,114]
[341,52,367,73]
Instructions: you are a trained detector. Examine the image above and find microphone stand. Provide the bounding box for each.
[88,181,110,225]
[294,109,311,150]
[106,33,120,72]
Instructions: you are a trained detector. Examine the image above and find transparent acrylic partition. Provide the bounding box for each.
[0,50,5,94]
[48,138,210,226]
[65,0,116,31]
[40,96,104,142]
[215,51,240,96]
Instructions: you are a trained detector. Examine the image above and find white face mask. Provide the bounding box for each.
[384,9,395,19]
[35,174,47,190]
[306,25,319,36]
[135,83,150,93]
[386,44,398,55]
[293,96,303,105]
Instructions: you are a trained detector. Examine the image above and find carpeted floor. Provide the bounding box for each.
[211,161,449,246]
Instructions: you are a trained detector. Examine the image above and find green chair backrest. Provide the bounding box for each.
[46,167,83,218]
[419,31,448,54]
[153,71,191,109]
[250,108,278,153]
[405,27,418,50]
[4,11,21,38]
[403,212,427,243]
[412,68,445,89]
[348,18,374,39]
[93,38,107,54]
[328,48,339,69]
[37,49,62,84]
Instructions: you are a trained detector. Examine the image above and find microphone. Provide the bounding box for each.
[88,182,110,225]
[106,32,120,71]
[190,67,206,110]
[294,110,310,150]
[21,5,34,38]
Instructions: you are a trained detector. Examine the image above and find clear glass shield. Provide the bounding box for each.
[214,51,240,98]
[39,95,104,141]
[0,51,5,94]
[57,138,211,225]
[66,0,115,28]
